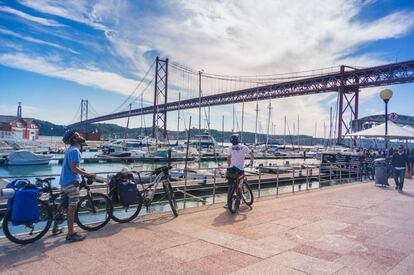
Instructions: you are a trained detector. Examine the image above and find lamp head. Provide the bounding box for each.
[380,89,393,102]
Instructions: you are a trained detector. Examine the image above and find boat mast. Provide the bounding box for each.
[140,95,144,136]
[208,106,210,130]
[293,122,296,150]
[177,92,181,143]
[222,115,224,147]
[198,71,202,152]
[284,116,286,146]
[297,114,300,147]
[241,99,244,141]
[124,103,132,139]
[255,94,259,144]
[329,106,333,146]
[266,99,271,146]
[232,103,235,132]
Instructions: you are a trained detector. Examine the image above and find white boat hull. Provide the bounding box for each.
[6,150,53,166]
[7,159,52,166]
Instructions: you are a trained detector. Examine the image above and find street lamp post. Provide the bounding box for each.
[380,89,393,183]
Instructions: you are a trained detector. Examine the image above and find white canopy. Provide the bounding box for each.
[348,121,414,139]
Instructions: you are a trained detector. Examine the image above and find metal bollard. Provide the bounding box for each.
[329,164,332,185]
[318,164,321,188]
[306,167,309,191]
[276,167,279,196]
[258,168,262,198]
[212,169,217,204]
[183,169,188,209]
[339,165,342,184]
[348,164,351,183]
[292,167,295,193]
[357,163,360,182]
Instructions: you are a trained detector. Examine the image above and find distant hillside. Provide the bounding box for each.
[35,119,331,145]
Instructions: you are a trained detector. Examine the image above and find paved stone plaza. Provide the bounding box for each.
[1,180,414,274]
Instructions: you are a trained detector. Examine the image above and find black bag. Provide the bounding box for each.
[108,175,121,203]
[226,167,242,180]
[119,181,138,206]
[109,172,135,204]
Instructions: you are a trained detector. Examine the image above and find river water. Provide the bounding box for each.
[0,151,319,183]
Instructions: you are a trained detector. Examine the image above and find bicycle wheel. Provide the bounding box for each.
[241,180,254,206]
[75,193,112,231]
[111,191,143,223]
[163,180,178,217]
[227,182,239,214]
[2,199,52,245]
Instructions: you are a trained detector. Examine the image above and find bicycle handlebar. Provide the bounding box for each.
[81,175,95,186]
[153,165,173,175]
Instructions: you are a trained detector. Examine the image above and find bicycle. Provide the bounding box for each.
[360,160,374,181]
[226,168,254,214]
[109,165,178,223]
[2,176,112,245]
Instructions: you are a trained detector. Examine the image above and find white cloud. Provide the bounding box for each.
[0,5,63,27]
[17,0,110,31]
[0,53,152,100]
[0,28,79,54]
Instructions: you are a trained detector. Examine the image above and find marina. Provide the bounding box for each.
[1,2,414,274]
[0,160,358,218]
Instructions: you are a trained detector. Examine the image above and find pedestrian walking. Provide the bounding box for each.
[391,145,410,191]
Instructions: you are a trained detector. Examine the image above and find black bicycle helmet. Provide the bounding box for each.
[230,134,240,145]
[62,129,77,145]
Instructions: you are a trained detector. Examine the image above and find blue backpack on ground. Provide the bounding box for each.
[7,179,40,225]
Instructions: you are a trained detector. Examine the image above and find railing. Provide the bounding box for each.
[0,162,370,216]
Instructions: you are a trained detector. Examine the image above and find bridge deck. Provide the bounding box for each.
[1,180,414,274]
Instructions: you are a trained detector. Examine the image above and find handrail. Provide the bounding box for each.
[1,163,367,217]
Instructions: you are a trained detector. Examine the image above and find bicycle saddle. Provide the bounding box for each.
[36,177,56,182]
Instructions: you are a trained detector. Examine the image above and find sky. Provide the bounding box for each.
[0,0,414,137]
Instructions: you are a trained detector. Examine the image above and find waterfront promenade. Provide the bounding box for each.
[1,180,414,274]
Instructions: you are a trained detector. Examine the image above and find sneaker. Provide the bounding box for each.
[66,232,86,242]
[223,204,228,209]
[52,225,63,235]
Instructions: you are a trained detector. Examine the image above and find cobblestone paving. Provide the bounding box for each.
[1,180,414,274]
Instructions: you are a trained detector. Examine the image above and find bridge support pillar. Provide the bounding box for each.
[152,57,168,138]
[337,65,359,144]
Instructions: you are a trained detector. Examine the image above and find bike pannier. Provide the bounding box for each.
[119,181,138,206]
[11,186,39,225]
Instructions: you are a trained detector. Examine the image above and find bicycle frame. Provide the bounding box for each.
[140,171,167,202]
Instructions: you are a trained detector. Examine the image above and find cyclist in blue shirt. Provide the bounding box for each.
[59,130,96,242]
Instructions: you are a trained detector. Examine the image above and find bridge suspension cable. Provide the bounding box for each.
[110,60,156,114]
[88,103,101,118]
[69,103,82,125]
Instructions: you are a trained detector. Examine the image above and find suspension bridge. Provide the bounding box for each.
[68,57,414,143]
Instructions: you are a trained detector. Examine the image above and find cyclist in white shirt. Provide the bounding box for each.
[225,134,254,208]
[227,134,254,171]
